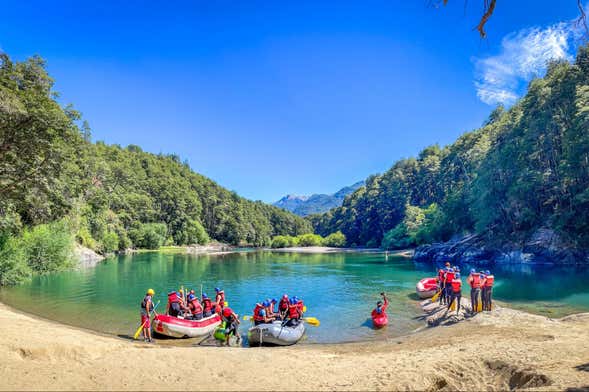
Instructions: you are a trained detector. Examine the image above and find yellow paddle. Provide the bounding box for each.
[242,315,320,326]
[133,300,160,339]
[431,289,442,303]
[476,291,483,312]
[449,297,456,311]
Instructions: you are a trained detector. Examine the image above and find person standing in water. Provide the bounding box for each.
[140,289,156,342]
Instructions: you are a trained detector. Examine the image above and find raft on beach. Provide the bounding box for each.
[248,320,305,346]
[416,277,438,299]
[153,314,222,338]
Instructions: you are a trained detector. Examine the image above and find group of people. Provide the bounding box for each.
[253,294,305,326]
[166,287,227,319]
[437,262,495,314]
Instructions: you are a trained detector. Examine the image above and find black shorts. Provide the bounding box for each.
[225,321,238,336]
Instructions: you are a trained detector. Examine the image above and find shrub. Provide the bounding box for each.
[297,233,323,247]
[0,235,31,285]
[185,219,210,245]
[271,235,291,248]
[323,231,346,247]
[21,220,75,274]
[101,231,119,253]
[129,223,168,249]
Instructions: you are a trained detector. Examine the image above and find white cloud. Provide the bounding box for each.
[474,22,579,105]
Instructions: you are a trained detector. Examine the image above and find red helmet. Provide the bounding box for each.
[282,294,288,299]
[222,307,232,317]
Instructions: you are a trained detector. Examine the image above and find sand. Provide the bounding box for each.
[1,298,589,391]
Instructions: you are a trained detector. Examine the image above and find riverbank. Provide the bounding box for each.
[1,301,588,390]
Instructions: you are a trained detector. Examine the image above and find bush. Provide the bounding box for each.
[271,235,291,248]
[0,235,31,285]
[185,219,209,245]
[21,220,75,274]
[323,231,346,247]
[101,231,119,253]
[381,223,411,250]
[129,223,168,249]
[297,233,323,247]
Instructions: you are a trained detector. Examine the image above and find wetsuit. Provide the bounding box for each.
[448,278,462,314]
[223,313,239,337]
[467,273,481,312]
[483,275,494,311]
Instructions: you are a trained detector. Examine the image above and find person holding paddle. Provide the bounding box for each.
[140,289,157,342]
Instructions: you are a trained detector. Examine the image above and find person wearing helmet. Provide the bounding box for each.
[278,294,289,319]
[372,292,389,317]
[221,307,241,346]
[482,270,494,311]
[187,293,203,320]
[214,287,226,314]
[264,298,277,318]
[448,273,462,314]
[140,289,156,342]
[443,267,455,307]
[286,297,302,327]
[466,269,482,313]
[202,293,213,317]
[253,301,274,325]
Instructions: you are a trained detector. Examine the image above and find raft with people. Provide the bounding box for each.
[153,313,222,338]
[370,292,389,328]
[248,319,306,346]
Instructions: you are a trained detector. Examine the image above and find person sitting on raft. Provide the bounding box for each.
[221,307,241,346]
[371,292,388,319]
[448,273,462,314]
[278,294,289,319]
[482,270,494,311]
[214,287,226,314]
[253,301,275,325]
[201,293,213,317]
[140,288,156,342]
[286,297,302,327]
[264,298,278,318]
[166,290,187,317]
[187,293,203,320]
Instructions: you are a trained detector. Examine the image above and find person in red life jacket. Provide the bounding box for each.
[437,267,447,305]
[447,273,462,314]
[264,298,278,318]
[187,293,203,320]
[443,267,455,307]
[482,270,494,311]
[221,307,241,346]
[278,294,289,319]
[201,293,213,317]
[214,287,226,314]
[293,296,304,314]
[140,288,156,342]
[371,292,388,319]
[286,297,303,327]
[166,290,185,317]
[253,301,275,326]
[466,269,482,313]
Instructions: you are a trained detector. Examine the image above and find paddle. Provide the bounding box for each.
[431,289,442,303]
[133,300,160,339]
[242,315,320,326]
[449,297,456,311]
[476,290,483,312]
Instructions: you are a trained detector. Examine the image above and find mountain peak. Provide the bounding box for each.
[273,181,364,216]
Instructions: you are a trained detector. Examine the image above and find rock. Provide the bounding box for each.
[74,244,104,268]
[414,229,589,264]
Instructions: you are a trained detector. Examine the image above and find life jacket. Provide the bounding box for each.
[141,295,153,310]
[203,298,212,312]
[168,291,180,304]
[451,278,462,293]
[253,304,265,321]
[216,291,225,305]
[288,303,300,320]
[484,275,494,287]
[279,298,289,311]
[296,300,304,313]
[190,299,203,314]
[469,273,481,288]
[445,271,455,283]
[438,269,445,282]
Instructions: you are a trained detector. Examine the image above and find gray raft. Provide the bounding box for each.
[247,320,305,346]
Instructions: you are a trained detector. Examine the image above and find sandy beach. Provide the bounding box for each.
[1,298,589,391]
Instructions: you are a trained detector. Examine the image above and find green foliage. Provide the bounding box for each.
[21,220,75,274]
[129,223,168,250]
[271,235,291,248]
[323,231,346,247]
[0,235,30,285]
[297,233,324,247]
[101,231,119,253]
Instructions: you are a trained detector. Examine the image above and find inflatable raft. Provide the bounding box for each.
[416,277,439,299]
[248,320,305,346]
[153,314,221,338]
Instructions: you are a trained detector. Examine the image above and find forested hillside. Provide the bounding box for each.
[311,45,589,249]
[0,53,311,283]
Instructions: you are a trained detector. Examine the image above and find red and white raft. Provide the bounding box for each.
[153,314,222,338]
[416,277,438,299]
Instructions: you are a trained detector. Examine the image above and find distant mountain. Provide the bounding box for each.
[274,181,364,216]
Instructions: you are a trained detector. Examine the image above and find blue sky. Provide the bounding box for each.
[0,1,585,202]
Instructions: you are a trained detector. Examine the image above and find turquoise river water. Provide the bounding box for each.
[1,250,589,344]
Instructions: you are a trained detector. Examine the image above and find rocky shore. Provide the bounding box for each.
[414,229,589,264]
